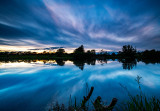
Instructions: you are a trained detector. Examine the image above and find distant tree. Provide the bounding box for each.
[56,48,65,54]
[86,50,91,54]
[86,50,96,55]
[55,48,65,56]
[32,52,37,55]
[74,45,85,54]
[118,51,122,54]
[111,52,116,56]
[142,49,160,60]
[91,50,96,54]
[43,51,47,54]
[122,45,136,53]
[121,45,136,57]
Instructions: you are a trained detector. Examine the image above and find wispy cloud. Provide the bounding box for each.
[0,38,56,51]
[44,0,85,34]
[0,0,160,51]
[88,30,137,42]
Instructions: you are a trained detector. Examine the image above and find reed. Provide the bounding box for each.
[117,75,160,111]
[48,84,117,111]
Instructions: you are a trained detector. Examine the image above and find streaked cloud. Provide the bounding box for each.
[0,0,160,51]
[0,38,55,51]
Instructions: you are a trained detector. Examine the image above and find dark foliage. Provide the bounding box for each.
[0,45,160,67]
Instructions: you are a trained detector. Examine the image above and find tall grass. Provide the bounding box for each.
[118,75,160,111]
[49,76,160,111]
[48,83,117,111]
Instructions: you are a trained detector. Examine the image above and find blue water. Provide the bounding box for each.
[0,60,160,111]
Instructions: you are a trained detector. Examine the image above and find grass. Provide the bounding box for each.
[117,75,160,111]
[48,76,160,111]
[48,83,117,111]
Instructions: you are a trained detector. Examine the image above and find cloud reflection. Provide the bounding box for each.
[0,61,160,111]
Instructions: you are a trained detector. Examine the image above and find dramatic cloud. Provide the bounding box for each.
[0,0,160,51]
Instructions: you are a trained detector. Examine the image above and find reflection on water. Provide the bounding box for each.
[0,59,138,70]
[0,60,160,111]
[118,59,137,70]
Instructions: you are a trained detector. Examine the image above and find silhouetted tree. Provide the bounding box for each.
[121,45,137,58]
[55,48,65,57]
[140,49,160,63]
[56,48,65,54]
[73,45,86,60]
[111,52,116,56]
[43,51,47,54]
[91,50,96,54]
[74,45,84,54]
[86,50,91,54]
[86,50,96,59]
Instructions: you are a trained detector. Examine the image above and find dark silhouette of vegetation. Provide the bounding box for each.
[48,85,118,111]
[73,60,85,70]
[74,45,85,54]
[73,59,96,70]
[0,45,160,69]
[118,58,137,70]
[72,45,96,60]
[55,48,65,57]
[81,86,94,110]
[137,49,160,64]
[118,76,160,111]
[55,59,65,66]
[48,76,160,111]
[93,96,118,111]
[121,45,136,58]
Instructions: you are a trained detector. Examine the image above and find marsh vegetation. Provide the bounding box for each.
[48,76,160,111]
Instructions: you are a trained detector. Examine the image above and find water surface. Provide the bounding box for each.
[0,60,160,111]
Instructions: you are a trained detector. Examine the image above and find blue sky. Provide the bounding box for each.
[0,0,160,51]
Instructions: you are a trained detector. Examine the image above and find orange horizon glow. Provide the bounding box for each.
[0,45,113,53]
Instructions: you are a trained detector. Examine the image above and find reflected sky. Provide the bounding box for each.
[0,61,160,111]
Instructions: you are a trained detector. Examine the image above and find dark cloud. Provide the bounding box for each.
[0,0,160,51]
[29,47,64,51]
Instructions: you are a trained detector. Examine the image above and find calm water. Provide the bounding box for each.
[0,60,160,111]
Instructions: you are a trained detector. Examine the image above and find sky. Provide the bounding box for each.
[0,0,160,52]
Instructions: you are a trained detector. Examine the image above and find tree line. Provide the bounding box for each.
[0,45,160,61]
